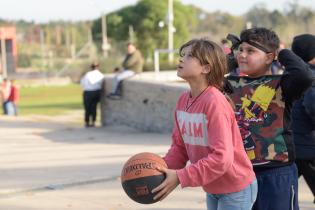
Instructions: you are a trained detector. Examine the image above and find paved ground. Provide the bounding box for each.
[0,113,314,210]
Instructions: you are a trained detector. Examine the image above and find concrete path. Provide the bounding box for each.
[0,114,314,210]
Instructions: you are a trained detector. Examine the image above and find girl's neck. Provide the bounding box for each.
[189,80,209,98]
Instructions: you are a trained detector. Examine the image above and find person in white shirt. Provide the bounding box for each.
[80,63,104,127]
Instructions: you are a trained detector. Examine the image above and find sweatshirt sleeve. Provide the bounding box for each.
[278,49,314,102]
[302,85,315,124]
[176,106,234,188]
[163,112,189,169]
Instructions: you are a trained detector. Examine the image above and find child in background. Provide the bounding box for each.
[291,34,315,205]
[225,28,314,210]
[6,79,19,116]
[152,38,257,210]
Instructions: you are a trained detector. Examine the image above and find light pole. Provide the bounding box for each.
[0,28,7,78]
[168,0,174,63]
[102,13,110,58]
[90,1,110,58]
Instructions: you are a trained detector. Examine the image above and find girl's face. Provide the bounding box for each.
[236,42,274,77]
[177,45,208,82]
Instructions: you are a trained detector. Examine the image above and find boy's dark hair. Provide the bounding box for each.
[240,27,280,53]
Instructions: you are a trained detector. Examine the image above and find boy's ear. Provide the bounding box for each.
[266,52,276,65]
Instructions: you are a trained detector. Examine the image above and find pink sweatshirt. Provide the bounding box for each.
[164,86,255,194]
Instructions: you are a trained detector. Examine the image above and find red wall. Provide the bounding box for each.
[0,26,17,73]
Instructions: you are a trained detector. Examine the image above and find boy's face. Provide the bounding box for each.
[236,42,275,77]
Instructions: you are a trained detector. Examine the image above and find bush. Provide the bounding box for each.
[17,54,31,68]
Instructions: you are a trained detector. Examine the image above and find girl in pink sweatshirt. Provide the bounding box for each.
[152,39,257,210]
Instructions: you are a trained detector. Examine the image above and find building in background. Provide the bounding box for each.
[0,27,17,77]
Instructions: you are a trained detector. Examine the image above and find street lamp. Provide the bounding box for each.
[101,13,111,58]
[90,1,110,58]
[168,0,174,63]
[0,28,7,78]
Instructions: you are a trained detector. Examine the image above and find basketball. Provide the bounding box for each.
[121,152,167,204]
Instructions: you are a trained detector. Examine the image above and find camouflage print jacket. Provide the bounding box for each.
[225,49,314,170]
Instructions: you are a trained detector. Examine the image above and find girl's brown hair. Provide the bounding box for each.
[179,38,228,90]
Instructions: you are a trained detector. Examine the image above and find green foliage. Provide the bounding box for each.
[17,54,32,67]
[193,9,245,42]
[246,4,278,28]
[7,0,315,73]
[244,2,315,44]
[143,60,177,72]
[92,0,197,58]
[19,84,82,115]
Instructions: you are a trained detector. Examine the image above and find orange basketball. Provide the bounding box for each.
[121,152,167,204]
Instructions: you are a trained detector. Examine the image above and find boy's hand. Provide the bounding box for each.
[152,167,179,201]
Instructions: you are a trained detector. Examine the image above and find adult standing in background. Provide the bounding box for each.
[0,78,11,115]
[291,34,315,205]
[107,42,143,98]
[6,79,20,116]
[80,63,104,127]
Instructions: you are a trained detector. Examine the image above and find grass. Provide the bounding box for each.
[19,84,83,115]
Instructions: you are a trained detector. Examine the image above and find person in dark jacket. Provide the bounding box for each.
[291,34,315,204]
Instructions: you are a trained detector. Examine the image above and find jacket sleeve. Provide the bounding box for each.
[163,111,189,170]
[302,85,315,124]
[278,49,314,102]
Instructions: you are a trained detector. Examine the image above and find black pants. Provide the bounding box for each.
[83,90,101,126]
[296,159,315,197]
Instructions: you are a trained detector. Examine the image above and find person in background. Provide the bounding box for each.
[0,78,11,115]
[107,42,143,99]
[220,38,232,55]
[152,38,257,210]
[270,42,286,75]
[291,33,315,205]
[80,63,104,127]
[6,79,19,116]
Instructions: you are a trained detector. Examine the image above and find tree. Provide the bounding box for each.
[92,0,197,58]
[246,4,273,28]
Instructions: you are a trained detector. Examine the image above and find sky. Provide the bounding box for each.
[0,0,314,23]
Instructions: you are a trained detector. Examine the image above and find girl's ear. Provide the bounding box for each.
[202,64,211,74]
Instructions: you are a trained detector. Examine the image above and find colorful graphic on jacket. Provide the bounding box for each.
[228,76,288,165]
